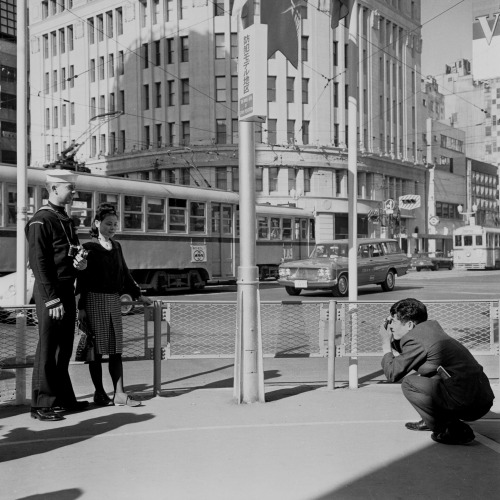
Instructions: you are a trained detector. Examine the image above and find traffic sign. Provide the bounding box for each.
[384,199,395,210]
[429,216,440,226]
[399,194,421,210]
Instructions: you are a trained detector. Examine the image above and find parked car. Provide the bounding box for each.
[411,252,453,271]
[278,238,410,297]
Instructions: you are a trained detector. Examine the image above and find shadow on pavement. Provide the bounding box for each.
[17,489,82,500]
[0,412,154,464]
[265,384,319,402]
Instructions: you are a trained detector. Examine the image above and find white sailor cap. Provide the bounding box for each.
[45,169,78,184]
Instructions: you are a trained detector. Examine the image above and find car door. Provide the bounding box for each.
[357,244,376,285]
[370,243,388,281]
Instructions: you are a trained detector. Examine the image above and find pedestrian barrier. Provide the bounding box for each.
[1,299,498,405]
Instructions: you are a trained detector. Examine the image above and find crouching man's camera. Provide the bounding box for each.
[68,245,88,259]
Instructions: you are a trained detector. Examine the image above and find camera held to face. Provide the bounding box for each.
[68,245,88,259]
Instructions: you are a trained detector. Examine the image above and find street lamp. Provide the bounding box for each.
[457,204,478,225]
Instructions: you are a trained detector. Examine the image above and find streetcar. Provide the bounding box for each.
[452,224,500,270]
[0,164,315,296]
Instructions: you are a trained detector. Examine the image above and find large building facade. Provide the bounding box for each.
[28,0,427,249]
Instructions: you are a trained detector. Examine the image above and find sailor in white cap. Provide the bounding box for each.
[25,169,90,421]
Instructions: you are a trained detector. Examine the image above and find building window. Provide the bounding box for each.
[168,122,175,145]
[302,121,309,145]
[181,121,190,145]
[144,84,150,110]
[267,76,276,102]
[302,78,309,104]
[231,76,238,102]
[68,25,74,50]
[216,119,227,144]
[90,97,96,118]
[109,92,115,113]
[287,120,295,144]
[106,10,113,38]
[232,119,239,144]
[168,80,175,106]
[215,33,225,59]
[69,66,74,87]
[51,31,57,56]
[267,119,277,144]
[288,167,296,192]
[99,56,105,80]
[153,0,160,24]
[45,108,50,130]
[43,34,49,58]
[155,82,162,108]
[97,15,103,41]
[269,167,279,192]
[181,79,189,104]
[62,104,67,127]
[119,90,125,111]
[214,0,224,16]
[118,51,124,75]
[59,28,66,53]
[108,54,115,77]
[53,70,58,92]
[301,36,308,62]
[154,40,161,65]
[304,168,312,192]
[180,36,189,62]
[89,59,96,82]
[216,76,226,102]
[166,38,174,64]
[156,124,162,147]
[116,7,123,35]
[256,167,263,192]
[231,33,238,59]
[216,167,227,189]
[144,125,150,149]
[88,17,95,44]
[143,43,149,68]
[287,77,294,103]
[166,0,174,21]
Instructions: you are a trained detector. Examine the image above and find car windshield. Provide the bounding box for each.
[310,244,348,258]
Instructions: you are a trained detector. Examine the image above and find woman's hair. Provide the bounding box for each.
[390,298,428,325]
[89,203,118,238]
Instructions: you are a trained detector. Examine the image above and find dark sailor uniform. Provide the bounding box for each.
[25,202,80,408]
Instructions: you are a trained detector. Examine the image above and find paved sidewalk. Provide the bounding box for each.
[1,359,499,500]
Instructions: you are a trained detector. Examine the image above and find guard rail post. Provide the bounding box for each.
[152,300,163,398]
[327,300,337,390]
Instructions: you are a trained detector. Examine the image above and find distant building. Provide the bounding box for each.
[0,0,17,165]
[28,0,427,249]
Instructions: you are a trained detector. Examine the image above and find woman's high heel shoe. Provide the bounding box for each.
[113,393,142,407]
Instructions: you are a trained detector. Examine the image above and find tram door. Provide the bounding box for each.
[211,204,234,278]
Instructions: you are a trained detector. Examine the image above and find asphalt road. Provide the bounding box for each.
[149,268,500,303]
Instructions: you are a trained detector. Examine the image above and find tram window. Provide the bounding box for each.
[190,202,206,233]
[270,217,281,239]
[147,197,165,231]
[169,198,187,232]
[464,236,473,246]
[300,219,307,239]
[454,235,462,246]
[99,193,119,212]
[211,205,220,233]
[309,219,315,240]
[124,195,143,230]
[282,218,292,240]
[71,191,93,228]
[222,206,232,234]
[476,235,483,246]
[258,216,269,239]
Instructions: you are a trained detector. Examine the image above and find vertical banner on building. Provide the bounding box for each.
[473,0,500,80]
[238,23,267,122]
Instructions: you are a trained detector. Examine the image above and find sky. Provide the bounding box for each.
[421,0,472,76]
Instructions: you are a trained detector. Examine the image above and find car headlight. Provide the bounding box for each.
[317,268,333,280]
[279,268,291,277]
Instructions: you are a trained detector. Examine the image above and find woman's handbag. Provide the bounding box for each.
[75,320,96,362]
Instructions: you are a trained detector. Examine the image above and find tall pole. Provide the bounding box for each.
[16,0,29,404]
[233,5,265,404]
[347,0,359,389]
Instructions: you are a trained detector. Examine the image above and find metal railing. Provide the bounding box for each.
[1,299,499,405]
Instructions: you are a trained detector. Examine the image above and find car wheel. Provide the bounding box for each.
[416,267,421,272]
[332,274,348,297]
[433,263,439,271]
[120,293,135,315]
[381,270,395,292]
[285,286,301,296]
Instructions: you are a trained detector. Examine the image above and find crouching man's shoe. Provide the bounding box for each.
[431,422,475,445]
[53,400,90,413]
[30,408,65,421]
[405,420,431,431]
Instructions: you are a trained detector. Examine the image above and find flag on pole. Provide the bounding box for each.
[261,0,305,69]
[231,0,254,29]
[330,0,352,29]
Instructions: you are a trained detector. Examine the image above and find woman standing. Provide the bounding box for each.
[77,203,151,406]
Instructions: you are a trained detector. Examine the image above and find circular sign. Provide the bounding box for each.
[384,199,395,210]
[192,249,206,261]
[429,216,440,226]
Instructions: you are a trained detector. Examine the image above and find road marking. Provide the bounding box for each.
[1,419,498,453]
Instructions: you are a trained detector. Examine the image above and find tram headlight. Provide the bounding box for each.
[279,267,291,277]
[317,268,333,280]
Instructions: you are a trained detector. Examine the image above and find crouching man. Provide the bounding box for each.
[380,298,494,445]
